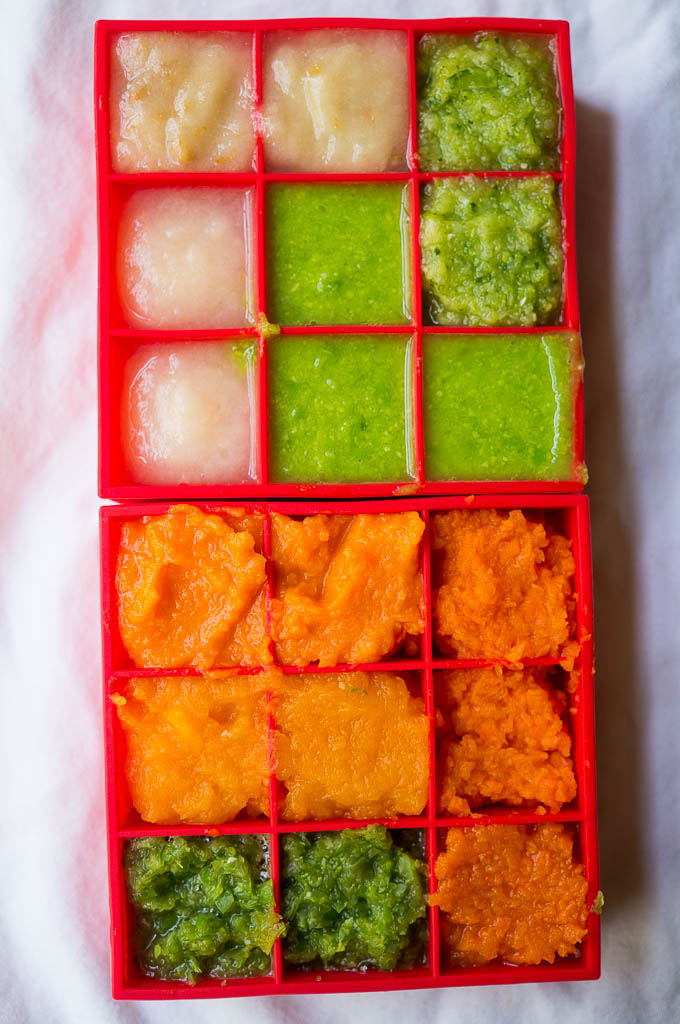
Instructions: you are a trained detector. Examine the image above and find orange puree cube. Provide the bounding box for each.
[431,509,578,664]
[431,823,589,966]
[116,504,270,669]
[271,671,429,821]
[270,512,425,667]
[113,674,271,824]
[436,667,577,815]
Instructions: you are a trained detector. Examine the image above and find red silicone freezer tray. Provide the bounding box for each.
[100,494,599,998]
[95,18,583,500]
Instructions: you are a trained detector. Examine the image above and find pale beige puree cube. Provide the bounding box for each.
[261,30,410,172]
[110,32,255,172]
[123,341,256,485]
[117,188,254,329]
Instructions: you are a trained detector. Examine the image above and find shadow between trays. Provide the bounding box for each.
[577,100,643,915]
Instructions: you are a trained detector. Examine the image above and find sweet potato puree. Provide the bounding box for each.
[116,505,270,669]
[431,509,578,664]
[271,671,429,821]
[436,667,577,815]
[270,512,425,666]
[112,674,270,824]
[432,824,589,966]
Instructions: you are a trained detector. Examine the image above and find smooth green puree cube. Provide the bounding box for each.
[424,333,583,480]
[417,32,561,171]
[266,183,412,325]
[268,334,415,483]
[420,175,564,327]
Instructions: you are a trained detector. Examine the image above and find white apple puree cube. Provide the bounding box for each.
[117,188,254,329]
[261,30,410,173]
[122,340,256,485]
[110,32,255,172]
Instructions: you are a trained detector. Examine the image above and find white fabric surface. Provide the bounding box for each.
[1,0,679,1021]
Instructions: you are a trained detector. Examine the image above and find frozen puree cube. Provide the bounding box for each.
[272,672,429,821]
[424,333,583,481]
[431,824,588,966]
[261,30,409,172]
[117,188,254,329]
[122,340,256,485]
[110,32,255,172]
[268,334,415,484]
[417,33,561,171]
[420,176,563,326]
[266,183,412,326]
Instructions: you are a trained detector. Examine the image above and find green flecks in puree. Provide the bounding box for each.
[281,826,427,970]
[420,175,564,327]
[417,32,561,171]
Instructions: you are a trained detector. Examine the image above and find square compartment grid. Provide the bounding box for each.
[95,18,583,500]
[101,494,599,998]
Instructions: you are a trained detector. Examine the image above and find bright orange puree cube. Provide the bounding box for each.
[113,674,271,825]
[431,509,579,665]
[271,671,430,821]
[431,823,589,966]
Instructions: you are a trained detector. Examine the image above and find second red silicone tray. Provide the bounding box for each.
[101,494,600,998]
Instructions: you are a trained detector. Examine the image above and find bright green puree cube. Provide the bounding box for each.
[266,183,412,326]
[268,335,415,483]
[424,333,583,481]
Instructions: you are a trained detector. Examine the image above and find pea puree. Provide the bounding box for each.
[424,333,583,480]
[266,183,412,325]
[281,826,427,970]
[124,836,284,982]
[417,33,561,171]
[268,334,415,483]
[420,175,563,326]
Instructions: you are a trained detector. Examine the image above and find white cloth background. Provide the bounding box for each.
[1,0,678,1021]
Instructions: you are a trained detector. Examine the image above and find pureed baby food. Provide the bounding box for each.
[95,17,599,1000]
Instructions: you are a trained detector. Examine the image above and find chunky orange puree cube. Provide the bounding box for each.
[431,509,578,664]
[113,674,271,825]
[271,671,429,821]
[436,667,577,815]
[431,823,589,966]
[116,504,270,669]
[270,511,425,667]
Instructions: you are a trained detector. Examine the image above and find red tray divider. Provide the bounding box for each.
[262,171,413,183]
[407,30,425,485]
[262,507,284,982]
[421,510,440,976]
[420,506,433,664]
[253,30,270,486]
[277,323,416,335]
